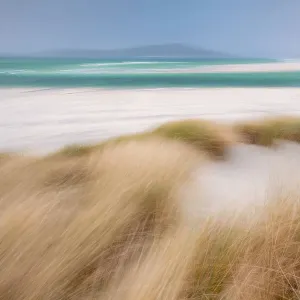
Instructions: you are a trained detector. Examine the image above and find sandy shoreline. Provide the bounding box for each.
[181,61,300,74]
[117,61,300,74]
[1,87,300,153]
[2,61,300,75]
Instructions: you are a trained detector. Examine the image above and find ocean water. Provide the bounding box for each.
[1,57,300,88]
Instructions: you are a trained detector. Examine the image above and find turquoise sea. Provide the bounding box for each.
[1,57,300,88]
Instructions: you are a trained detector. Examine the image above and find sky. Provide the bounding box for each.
[0,0,299,58]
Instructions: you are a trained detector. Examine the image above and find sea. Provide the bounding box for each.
[1,57,300,88]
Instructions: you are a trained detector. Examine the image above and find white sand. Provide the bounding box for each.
[74,61,300,74]
[179,61,300,74]
[1,87,300,153]
[184,141,300,224]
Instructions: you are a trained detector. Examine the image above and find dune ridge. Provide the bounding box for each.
[2,117,300,299]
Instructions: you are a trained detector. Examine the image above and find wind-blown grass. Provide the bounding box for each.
[234,116,300,146]
[222,190,300,300]
[107,226,201,300]
[151,119,238,158]
[184,222,249,300]
[0,138,203,299]
[3,119,300,299]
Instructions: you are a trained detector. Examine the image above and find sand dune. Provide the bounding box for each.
[2,90,300,298]
[2,87,300,218]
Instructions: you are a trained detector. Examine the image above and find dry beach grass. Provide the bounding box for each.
[1,117,300,299]
[0,138,204,299]
[234,116,300,146]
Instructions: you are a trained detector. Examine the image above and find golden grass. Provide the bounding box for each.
[0,138,203,299]
[3,129,300,299]
[234,116,300,146]
[151,119,238,158]
[110,219,249,300]
[107,226,201,300]
[222,191,300,300]
[183,222,249,300]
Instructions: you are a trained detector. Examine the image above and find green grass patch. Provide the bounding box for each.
[151,119,237,158]
[234,116,300,146]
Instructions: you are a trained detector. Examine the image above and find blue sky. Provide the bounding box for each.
[0,0,299,58]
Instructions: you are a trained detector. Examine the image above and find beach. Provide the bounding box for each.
[3,2,300,296]
[175,61,300,73]
[1,87,300,153]
[2,86,300,299]
[2,86,300,218]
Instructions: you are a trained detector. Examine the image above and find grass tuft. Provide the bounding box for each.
[234,116,300,146]
[54,144,97,157]
[152,119,237,158]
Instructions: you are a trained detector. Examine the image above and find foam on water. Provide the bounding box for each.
[1,57,299,88]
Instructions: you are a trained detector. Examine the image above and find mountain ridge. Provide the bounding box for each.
[34,43,233,58]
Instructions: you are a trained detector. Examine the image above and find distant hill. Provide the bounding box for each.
[36,43,232,59]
